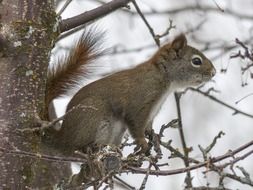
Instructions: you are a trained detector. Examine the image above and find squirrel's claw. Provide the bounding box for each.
[134,138,149,155]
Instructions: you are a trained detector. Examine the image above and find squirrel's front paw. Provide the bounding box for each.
[134,137,149,155]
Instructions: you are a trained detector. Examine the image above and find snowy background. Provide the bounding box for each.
[53,0,253,189]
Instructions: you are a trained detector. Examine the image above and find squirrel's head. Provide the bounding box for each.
[153,34,216,87]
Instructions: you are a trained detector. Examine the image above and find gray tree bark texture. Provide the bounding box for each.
[0,0,71,188]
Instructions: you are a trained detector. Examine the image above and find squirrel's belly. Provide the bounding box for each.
[94,118,127,145]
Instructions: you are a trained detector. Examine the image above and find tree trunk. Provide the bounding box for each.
[0,0,71,188]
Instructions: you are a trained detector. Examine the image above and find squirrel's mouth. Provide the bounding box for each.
[202,73,213,82]
[201,68,216,82]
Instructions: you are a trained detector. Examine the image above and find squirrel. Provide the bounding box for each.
[45,29,216,155]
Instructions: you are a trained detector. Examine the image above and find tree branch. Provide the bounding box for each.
[59,0,131,33]
[127,139,253,176]
[187,87,253,119]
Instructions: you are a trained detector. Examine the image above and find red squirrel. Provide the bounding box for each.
[45,29,216,155]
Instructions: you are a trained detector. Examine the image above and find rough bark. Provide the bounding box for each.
[0,0,71,189]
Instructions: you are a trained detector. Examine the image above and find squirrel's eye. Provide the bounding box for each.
[191,55,203,68]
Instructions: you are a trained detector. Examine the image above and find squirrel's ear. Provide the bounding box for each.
[171,34,187,52]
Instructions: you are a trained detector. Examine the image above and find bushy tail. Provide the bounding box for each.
[45,29,104,120]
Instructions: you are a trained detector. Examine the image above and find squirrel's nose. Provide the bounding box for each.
[211,68,216,77]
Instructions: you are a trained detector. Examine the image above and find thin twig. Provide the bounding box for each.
[127,139,253,176]
[96,172,113,189]
[198,131,225,160]
[212,0,224,12]
[114,176,136,190]
[187,87,253,119]
[123,5,253,20]
[160,141,199,164]
[207,150,253,187]
[0,147,86,163]
[19,105,97,133]
[223,172,253,187]
[174,92,192,188]
[220,149,253,170]
[235,93,253,104]
[155,19,176,39]
[159,119,178,137]
[139,163,152,190]
[131,0,160,47]
[57,0,73,15]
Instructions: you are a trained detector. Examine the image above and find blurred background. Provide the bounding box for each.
[53,0,253,189]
